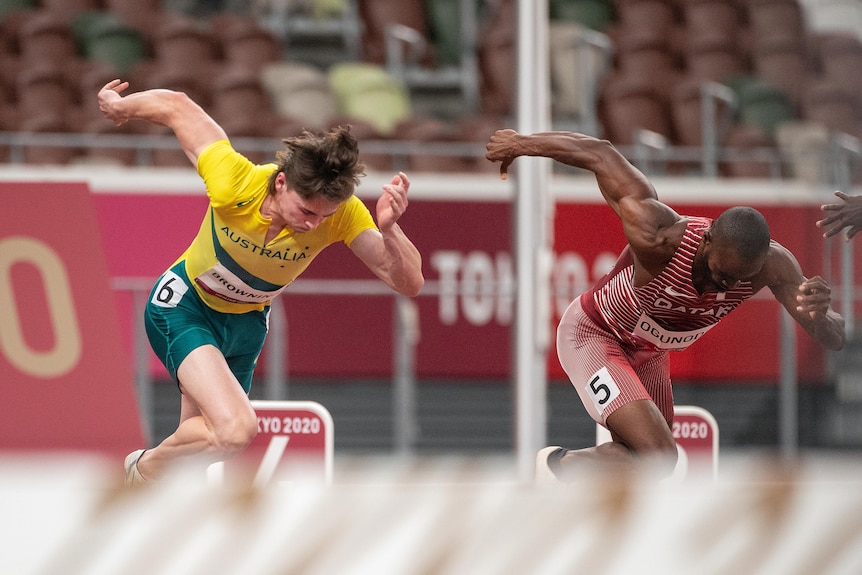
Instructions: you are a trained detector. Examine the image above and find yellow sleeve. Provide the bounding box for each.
[337,195,377,246]
[197,140,277,208]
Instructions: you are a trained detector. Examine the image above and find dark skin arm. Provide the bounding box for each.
[752,242,845,351]
[485,129,685,285]
[487,129,846,352]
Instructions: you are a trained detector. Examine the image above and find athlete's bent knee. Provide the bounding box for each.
[640,443,678,477]
[212,413,258,458]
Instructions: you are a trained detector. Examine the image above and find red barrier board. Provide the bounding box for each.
[597,405,719,481]
[671,405,719,479]
[218,401,334,486]
[0,182,144,457]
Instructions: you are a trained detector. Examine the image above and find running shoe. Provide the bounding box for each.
[535,446,565,485]
[123,449,148,487]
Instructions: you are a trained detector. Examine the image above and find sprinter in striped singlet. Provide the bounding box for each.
[486,130,846,483]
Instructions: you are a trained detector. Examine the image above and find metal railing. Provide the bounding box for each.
[0,131,491,172]
[1,128,855,180]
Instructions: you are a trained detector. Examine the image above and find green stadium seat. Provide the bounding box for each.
[425,0,465,67]
[0,0,34,19]
[550,0,615,31]
[730,75,797,140]
[73,11,146,76]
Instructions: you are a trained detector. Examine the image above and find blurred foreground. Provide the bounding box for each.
[2,451,862,575]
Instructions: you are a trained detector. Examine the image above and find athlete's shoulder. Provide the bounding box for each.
[198,139,233,162]
[750,240,799,291]
[198,140,276,173]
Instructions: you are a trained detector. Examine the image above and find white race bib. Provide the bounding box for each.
[633,313,716,351]
[194,263,286,305]
[151,270,189,308]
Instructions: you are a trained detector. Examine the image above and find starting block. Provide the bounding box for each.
[596,404,719,481]
[208,400,334,487]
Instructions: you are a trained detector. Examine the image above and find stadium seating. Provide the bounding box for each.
[38,0,99,22]
[599,74,674,145]
[74,116,140,166]
[801,81,862,138]
[551,0,616,31]
[213,14,282,72]
[14,64,76,123]
[73,11,146,76]
[358,0,428,66]
[17,10,77,63]
[678,0,743,48]
[383,0,481,118]
[102,0,161,27]
[720,122,779,178]
[390,116,473,172]
[670,76,736,148]
[328,62,412,136]
[747,0,807,45]
[811,32,862,109]
[0,0,853,179]
[751,34,811,108]
[16,112,80,165]
[0,0,33,19]
[729,75,797,141]
[476,0,515,117]
[260,61,338,130]
[548,21,613,133]
[150,15,218,76]
[682,35,744,84]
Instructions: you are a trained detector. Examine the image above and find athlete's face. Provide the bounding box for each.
[281,188,340,232]
[272,175,342,232]
[704,244,764,292]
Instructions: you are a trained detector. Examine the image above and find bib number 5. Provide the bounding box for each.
[584,367,621,415]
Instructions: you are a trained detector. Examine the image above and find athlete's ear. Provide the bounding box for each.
[703,229,713,244]
[275,171,287,191]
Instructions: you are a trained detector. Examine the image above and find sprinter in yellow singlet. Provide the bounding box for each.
[98,79,424,486]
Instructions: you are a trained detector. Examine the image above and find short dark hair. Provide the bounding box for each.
[711,206,771,260]
[267,125,365,202]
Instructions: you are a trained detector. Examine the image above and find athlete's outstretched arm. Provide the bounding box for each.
[97,79,226,166]
[485,129,682,273]
[761,242,845,351]
[350,172,424,297]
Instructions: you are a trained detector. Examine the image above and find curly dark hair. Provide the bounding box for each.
[266,125,366,202]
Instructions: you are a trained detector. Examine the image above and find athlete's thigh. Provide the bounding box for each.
[561,333,674,450]
[557,299,652,426]
[176,344,256,429]
[631,348,673,426]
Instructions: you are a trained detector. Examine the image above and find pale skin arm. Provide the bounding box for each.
[98,79,225,167]
[350,172,424,297]
[485,129,684,281]
[817,190,862,241]
[757,242,845,351]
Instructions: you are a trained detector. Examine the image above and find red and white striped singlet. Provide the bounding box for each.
[582,217,755,351]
